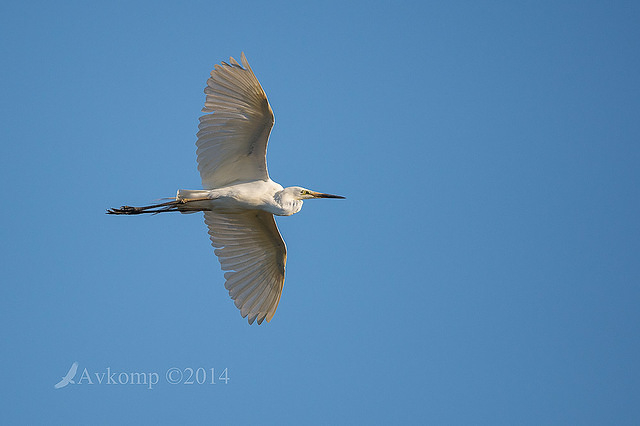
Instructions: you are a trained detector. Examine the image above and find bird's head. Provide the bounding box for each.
[275,187,344,216]
[287,186,345,200]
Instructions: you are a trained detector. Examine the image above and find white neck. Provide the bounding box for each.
[273,189,303,216]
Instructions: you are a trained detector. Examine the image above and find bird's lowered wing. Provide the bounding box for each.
[204,211,286,324]
[197,53,274,189]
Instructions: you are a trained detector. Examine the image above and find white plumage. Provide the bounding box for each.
[109,53,343,325]
[205,210,285,324]
[197,53,273,189]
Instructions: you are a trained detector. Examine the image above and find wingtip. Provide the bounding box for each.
[240,52,250,70]
[247,313,257,325]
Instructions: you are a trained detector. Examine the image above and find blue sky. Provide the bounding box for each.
[1,0,639,424]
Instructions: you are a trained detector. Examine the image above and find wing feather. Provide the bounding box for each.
[197,53,274,188]
[204,210,286,324]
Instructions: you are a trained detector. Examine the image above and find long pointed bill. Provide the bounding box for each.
[311,191,345,199]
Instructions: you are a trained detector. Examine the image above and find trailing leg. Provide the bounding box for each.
[106,199,184,215]
[107,195,215,215]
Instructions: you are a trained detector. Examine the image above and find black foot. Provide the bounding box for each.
[107,205,145,215]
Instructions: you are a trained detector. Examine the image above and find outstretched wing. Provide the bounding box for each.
[197,53,275,189]
[66,362,78,379]
[204,211,286,324]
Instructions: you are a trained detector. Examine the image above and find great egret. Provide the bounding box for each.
[108,53,344,325]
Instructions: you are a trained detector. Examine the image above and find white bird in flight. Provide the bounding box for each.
[108,53,344,325]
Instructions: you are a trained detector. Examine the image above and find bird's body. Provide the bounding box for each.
[176,180,308,216]
[109,53,343,325]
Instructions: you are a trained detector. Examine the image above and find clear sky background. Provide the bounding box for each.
[1,1,639,424]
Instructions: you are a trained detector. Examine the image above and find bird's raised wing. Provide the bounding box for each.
[66,362,78,379]
[197,53,274,189]
[204,210,286,324]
